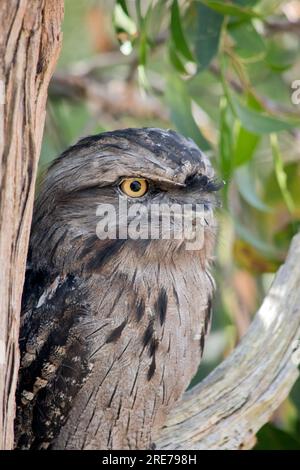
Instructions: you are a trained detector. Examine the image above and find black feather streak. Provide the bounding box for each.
[204,297,212,335]
[155,288,168,326]
[86,240,125,271]
[78,235,99,260]
[136,298,145,322]
[142,320,154,348]
[147,355,156,381]
[149,338,159,358]
[105,319,127,343]
[200,330,205,355]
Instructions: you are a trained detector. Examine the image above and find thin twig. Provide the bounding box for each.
[265,20,300,35]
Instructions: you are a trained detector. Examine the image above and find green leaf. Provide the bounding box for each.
[273,221,300,251]
[290,377,300,423]
[233,122,260,167]
[265,162,300,207]
[233,94,261,167]
[231,94,300,134]
[171,0,194,62]
[114,3,137,36]
[137,64,150,90]
[255,424,300,450]
[116,0,129,16]
[148,0,167,40]
[42,100,90,160]
[219,96,234,180]
[193,3,223,71]
[229,22,266,61]
[234,220,280,259]
[266,40,295,72]
[135,0,142,25]
[198,0,262,19]
[166,75,210,150]
[270,133,295,214]
[234,0,260,5]
[235,163,272,212]
[139,29,148,65]
[169,44,188,74]
[135,1,153,66]
[233,238,279,273]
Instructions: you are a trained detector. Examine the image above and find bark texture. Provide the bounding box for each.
[157,232,300,449]
[0,0,63,449]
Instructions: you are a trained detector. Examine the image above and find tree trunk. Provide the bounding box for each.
[0,0,63,450]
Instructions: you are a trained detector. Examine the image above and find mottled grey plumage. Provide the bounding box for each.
[15,128,219,450]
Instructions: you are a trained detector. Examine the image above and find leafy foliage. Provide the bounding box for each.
[42,0,300,449]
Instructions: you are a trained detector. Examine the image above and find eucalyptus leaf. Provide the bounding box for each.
[193,3,223,71]
[232,94,300,134]
[266,40,295,72]
[116,0,129,16]
[270,133,295,214]
[114,3,137,36]
[139,30,148,65]
[234,219,280,258]
[229,22,266,60]
[166,75,210,150]
[234,0,260,5]
[255,424,300,450]
[148,0,167,39]
[233,93,262,167]
[219,97,234,179]
[233,121,261,167]
[198,0,262,19]
[169,44,188,74]
[235,163,272,212]
[171,0,194,62]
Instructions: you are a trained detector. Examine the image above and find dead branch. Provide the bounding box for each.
[157,232,300,449]
[265,20,300,35]
[50,73,168,122]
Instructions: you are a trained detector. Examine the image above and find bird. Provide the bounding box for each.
[14,127,220,450]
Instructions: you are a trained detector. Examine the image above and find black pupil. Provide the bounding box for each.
[130,181,142,192]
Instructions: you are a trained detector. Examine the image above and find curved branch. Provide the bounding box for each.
[157,233,300,450]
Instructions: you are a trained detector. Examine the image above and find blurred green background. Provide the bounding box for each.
[41,0,300,449]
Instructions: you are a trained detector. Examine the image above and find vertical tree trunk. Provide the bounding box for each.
[0,0,63,449]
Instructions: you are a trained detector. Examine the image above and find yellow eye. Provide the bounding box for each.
[120,178,149,198]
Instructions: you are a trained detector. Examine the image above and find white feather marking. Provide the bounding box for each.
[36,276,61,308]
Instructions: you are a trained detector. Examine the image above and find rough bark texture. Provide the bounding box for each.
[157,232,300,449]
[0,0,63,450]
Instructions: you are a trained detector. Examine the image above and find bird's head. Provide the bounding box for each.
[31,128,221,273]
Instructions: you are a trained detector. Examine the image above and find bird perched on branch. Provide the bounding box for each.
[14,128,220,450]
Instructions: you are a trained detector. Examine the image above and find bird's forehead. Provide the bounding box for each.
[91,128,212,183]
